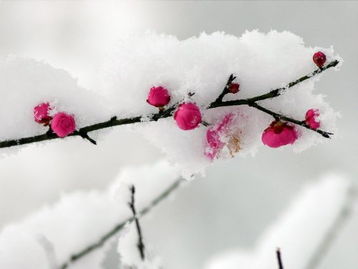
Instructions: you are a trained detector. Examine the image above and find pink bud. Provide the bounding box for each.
[51,112,76,138]
[147,86,171,107]
[313,51,326,68]
[34,102,52,125]
[305,109,320,129]
[228,83,240,94]
[174,103,202,130]
[262,121,298,148]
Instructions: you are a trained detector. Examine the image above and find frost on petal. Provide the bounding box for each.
[33,102,52,125]
[305,109,320,130]
[205,113,241,160]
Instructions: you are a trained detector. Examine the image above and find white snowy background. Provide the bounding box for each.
[0,1,357,269]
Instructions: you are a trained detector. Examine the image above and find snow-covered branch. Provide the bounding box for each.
[60,177,184,269]
[0,59,338,149]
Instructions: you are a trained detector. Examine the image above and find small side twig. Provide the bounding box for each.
[76,130,97,145]
[128,185,146,261]
[212,74,236,104]
[276,248,284,269]
[37,234,58,269]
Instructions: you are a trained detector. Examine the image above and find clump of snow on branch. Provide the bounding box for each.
[99,30,340,175]
[0,161,179,269]
[0,31,341,176]
[0,56,110,141]
[205,174,353,269]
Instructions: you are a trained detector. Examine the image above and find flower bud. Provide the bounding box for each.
[313,51,326,68]
[51,112,76,137]
[34,102,52,125]
[262,121,298,148]
[228,83,240,94]
[174,103,202,130]
[147,86,170,107]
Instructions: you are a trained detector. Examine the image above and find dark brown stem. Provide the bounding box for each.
[212,74,236,104]
[76,130,97,145]
[128,185,145,261]
[208,60,339,108]
[248,102,333,138]
[0,60,338,149]
[276,248,284,269]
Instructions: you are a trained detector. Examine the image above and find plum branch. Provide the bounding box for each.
[0,60,338,149]
[60,177,184,269]
[128,185,146,261]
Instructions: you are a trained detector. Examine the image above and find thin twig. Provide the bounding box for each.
[76,130,97,145]
[59,177,184,269]
[276,248,284,269]
[0,60,338,149]
[304,184,356,269]
[209,60,339,108]
[128,185,146,261]
[37,234,58,269]
[248,102,333,138]
[212,74,236,104]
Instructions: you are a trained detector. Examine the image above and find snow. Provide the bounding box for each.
[205,174,353,269]
[0,161,180,269]
[0,31,341,177]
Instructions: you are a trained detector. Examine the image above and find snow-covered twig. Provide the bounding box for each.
[37,234,58,269]
[276,248,284,269]
[304,184,356,269]
[60,177,184,269]
[128,185,146,261]
[0,60,338,149]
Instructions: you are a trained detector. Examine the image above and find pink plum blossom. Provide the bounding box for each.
[205,113,235,160]
[147,86,171,107]
[262,121,298,148]
[51,112,76,138]
[174,103,202,130]
[33,102,52,125]
[305,109,320,129]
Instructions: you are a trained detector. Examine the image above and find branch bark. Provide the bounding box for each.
[0,60,338,149]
